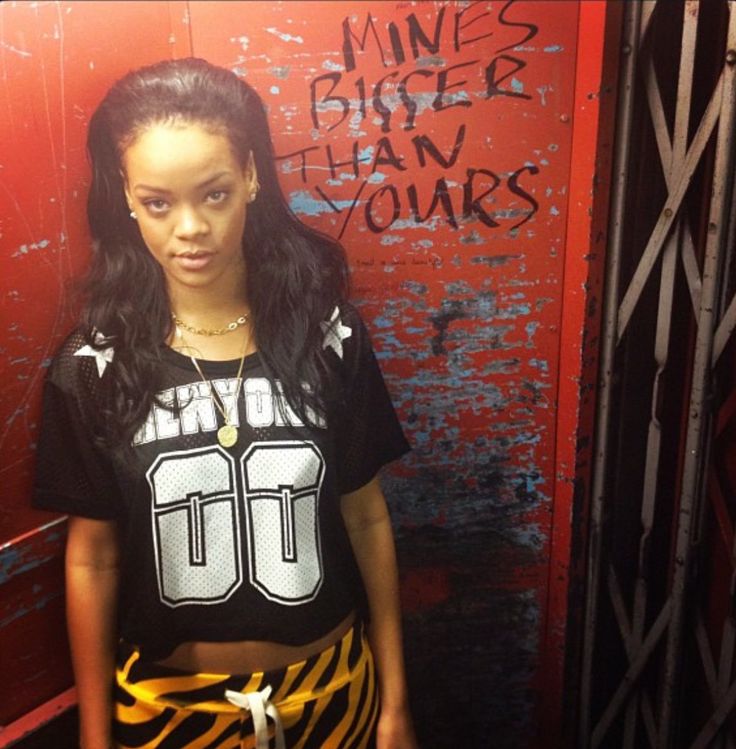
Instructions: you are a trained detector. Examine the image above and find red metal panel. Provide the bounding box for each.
[0,0,191,725]
[543,2,623,743]
[0,2,621,745]
[187,2,581,745]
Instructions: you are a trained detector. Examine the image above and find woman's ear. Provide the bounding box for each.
[245,152,259,202]
[120,171,138,220]
[120,170,134,211]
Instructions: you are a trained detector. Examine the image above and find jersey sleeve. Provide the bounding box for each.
[32,331,122,520]
[330,304,411,494]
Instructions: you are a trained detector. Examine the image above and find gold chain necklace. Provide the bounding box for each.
[184,330,250,448]
[172,312,250,337]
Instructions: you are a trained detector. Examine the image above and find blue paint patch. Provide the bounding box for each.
[443,281,473,295]
[373,315,394,329]
[530,358,549,373]
[322,60,344,71]
[0,547,54,585]
[550,205,559,216]
[288,190,353,216]
[0,590,63,628]
[270,85,280,95]
[391,216,443,231]
[544,45,564,53]
[358,145,375,161]
[380,234,404,246]
[459,230,484,245]
[496,303,531,319]
[414,239,434,249]
[525,321,540,344]
[367,172,387,184]
[373,332,403,350]
[401,281,428,295]
[510,77,524,94]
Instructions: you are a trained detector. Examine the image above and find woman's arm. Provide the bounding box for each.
[65,516,120,749]
[340,476,418,749]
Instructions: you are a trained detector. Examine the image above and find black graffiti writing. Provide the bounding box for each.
[298,1,542,236]
[340,0,538,72]
[310,55,529,133]
[278,125,466,184]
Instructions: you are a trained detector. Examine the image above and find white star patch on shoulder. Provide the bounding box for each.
[73,330,115,377]
[320,306,352,360]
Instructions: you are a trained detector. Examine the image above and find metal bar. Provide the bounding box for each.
[682,238,704,317]
[579,3,643,744]
[592,598,672,747]
[708,472,736,560]
[713,293,736,365]
[695,614,736,749]
[627,7,699,743]
[640,0,658,42]
[608,566,659,746]
[712,65,736,364]
[643,49,703,317]
[617,72,724,342]
[624,7,700,744]
[659,7,736,745]
[691,677,736,749]
[716,388,736,437]
[696,614,720,702]
[0,687,76,748]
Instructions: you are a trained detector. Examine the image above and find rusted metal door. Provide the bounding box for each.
[579,1,736,747]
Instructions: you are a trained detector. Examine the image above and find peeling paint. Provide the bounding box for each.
[265,27,304,44]
[11,239,50,258]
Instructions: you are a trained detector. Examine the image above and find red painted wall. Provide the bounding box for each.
[0,3,619,746]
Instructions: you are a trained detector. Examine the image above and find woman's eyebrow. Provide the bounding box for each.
[133,171,233,193]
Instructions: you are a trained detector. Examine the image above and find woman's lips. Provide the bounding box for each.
[174,251,214,271]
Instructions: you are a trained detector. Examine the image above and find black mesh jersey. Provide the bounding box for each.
[32,303,410,659]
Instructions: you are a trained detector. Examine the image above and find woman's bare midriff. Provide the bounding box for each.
[154,610,357,673]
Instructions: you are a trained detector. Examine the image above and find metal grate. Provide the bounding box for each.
[579,1,736,747]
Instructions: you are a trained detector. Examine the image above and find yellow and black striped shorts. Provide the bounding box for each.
[113,623,378,748]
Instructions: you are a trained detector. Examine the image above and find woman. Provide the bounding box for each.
[33,58,417,749]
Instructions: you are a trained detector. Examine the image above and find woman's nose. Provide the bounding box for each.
[175,205,209,238]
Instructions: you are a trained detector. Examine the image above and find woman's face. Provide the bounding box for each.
[122,121,256,300]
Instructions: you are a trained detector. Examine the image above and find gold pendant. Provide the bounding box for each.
[217,424,238,448]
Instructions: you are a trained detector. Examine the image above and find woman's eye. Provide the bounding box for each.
[143,199,169,214]
[206,190,228,204]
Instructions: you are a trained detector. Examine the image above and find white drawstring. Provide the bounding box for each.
[224,686,286,749]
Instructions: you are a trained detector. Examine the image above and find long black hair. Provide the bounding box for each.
[83,57,349,447]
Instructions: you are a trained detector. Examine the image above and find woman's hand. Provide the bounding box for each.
[377,703,420,749]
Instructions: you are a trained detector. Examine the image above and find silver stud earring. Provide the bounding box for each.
[130,210,138,220]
